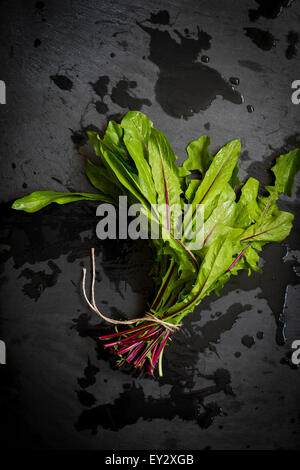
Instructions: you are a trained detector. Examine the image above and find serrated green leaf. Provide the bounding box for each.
[271,148,300,196]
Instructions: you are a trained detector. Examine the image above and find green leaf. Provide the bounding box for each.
[196,236,233,297]
[121,111,153,160]
[121,111,157,204]
[148,128,183,231]
[199,183,236,244]
[103,121,137,174]
[230,177,261,228]
[166,236,233,321]
[98,133,152,209]
[86,159,121,202]
[182,139,241,242]
[271,148,300,196]
[183,135,212,203]
[183,135,212,176]
[193,139,241,210]
[229,163,242,189]
[87,130,105,158]
[12,191,112,213]
[239,210,294,244]
[185,179,201,203]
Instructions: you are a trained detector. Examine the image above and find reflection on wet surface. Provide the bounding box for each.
[75,369,233,433]
[137,18,243,118]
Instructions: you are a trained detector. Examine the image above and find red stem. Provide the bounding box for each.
[152,330,171,367]
[227,242,251,271]
[202,221,218,247]
[262,193,275,217]
[118,341,143,355]
[161,158,171,232]
[99,323,153,340]
[152,263,176,310]
[170,232,199,270]
[133,329,166,368]
[126,342,145,363]
[240,224,280,242]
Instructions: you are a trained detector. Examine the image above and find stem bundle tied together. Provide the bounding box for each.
[81,248,181,333]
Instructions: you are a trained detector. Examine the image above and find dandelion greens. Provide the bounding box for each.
[12,111,300,377]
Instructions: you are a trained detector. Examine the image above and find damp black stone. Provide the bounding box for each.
[286,31,299,60]
[18,260,62,301]
[148,10,170,25]
[77,358,100,389]
[238,60,263,73]
[76,390,97,408]
[111,79,151,110]
[1,1,300,451]
[35,1,44,10]
[201,55,210,63]
[196,402,222,429]
[75,369,233,433]
[89,76,151,113]
[50,75,73,91]
[118,40,128,51]
[95,101,109,114]
[70,124,101,148]
[34,39,42,48]
[89,76,109,100]
[89,76,110,114]
[138,22,242,118]
[244,28,276,51]
[249,0,295,22]
[230,77,240,86]
[241,335,255,348]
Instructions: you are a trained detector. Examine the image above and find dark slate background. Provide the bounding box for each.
[0,0,300,450]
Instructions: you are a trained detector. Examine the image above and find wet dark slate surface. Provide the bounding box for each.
[0,0,300,450]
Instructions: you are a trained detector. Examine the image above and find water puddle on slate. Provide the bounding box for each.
[137,11,243,118]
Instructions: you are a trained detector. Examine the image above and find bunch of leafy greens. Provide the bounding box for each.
[12,111,300,376]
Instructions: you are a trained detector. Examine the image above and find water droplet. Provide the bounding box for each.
[201,55,210,63]
[230,77,240,86]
